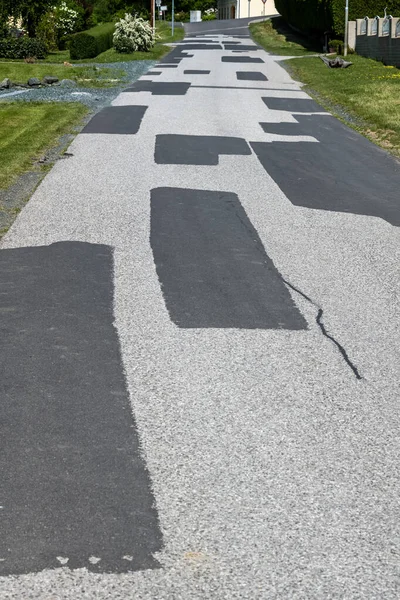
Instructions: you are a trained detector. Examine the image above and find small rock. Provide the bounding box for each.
[28,77,41,86]
[0,78,12,89]
[43,75,59,84]
[59,78,77,87]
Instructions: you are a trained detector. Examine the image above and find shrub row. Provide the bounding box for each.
[275,0,400,35]
[69,22,115,60]
[0,38,48,59]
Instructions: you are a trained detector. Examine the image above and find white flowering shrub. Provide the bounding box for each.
[113,14,155,53]
[54,1,80,36]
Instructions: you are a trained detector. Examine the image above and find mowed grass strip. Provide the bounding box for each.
[0,63,124,87]
[0,102,88,189]
[286,55,400,156]
[250,17,320,56]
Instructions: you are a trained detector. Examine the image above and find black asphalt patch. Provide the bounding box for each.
[150,188,308,329]
[145,71,162,75]
[258,114,341,138]
[178,44,222,50]
[123,81,191,95]
[237,71,267,81]
[81,105,147,135]
[154,64,178,68]
[251,115,400,226]
[155,134,251,165]
[222,56,264,63]
[0,242,162,575]
[224,44,259,51]
[184,70,211,74]
[262,97,326,113]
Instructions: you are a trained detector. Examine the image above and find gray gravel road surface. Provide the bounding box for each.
[1,17,399,600]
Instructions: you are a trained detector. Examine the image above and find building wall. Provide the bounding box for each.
[217,0,276,20]
[351,17,400,67]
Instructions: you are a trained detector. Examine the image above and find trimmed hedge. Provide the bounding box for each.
[0,38,48,59]
[69,22,115,60]
[275,0,400,35]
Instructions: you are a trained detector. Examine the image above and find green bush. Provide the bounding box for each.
[0,38,48,59]
[329,38,343,51]
[174,11,189,21]
[36,11,58,52]
[69,22,115,59]
[202,13,217,20]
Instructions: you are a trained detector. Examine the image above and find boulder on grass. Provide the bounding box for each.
[320,56,352,68]
[42,75,59,84]
[59,78,77,87]
[0,78,12,89]
[28,77,41,86]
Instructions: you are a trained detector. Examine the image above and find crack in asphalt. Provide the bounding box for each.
[282,279,363,380]
[233,204,362,380]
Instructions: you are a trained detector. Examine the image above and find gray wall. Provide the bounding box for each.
[350,17,400,67]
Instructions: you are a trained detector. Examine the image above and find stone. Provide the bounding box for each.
[28,77,41,86]
[320,56,352,69]
[0,78,12,89]
[59,79,77,87]
[42,75,59,85]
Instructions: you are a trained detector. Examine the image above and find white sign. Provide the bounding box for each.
[156,0,161,6]
[161,5,167,9]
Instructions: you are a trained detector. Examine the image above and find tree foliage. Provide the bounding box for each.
[275,0,400,36]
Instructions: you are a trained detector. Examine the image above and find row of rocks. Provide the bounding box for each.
[0,76,77,90]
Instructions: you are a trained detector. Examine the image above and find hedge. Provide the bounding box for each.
[275,0,400,35]
[69,22,115,60]
[0,38,47,59]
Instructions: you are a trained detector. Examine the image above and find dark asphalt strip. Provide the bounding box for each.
[251,114,400,226]
[0,242,162,575]
[81,106,148,135]
[150,188,308,329]
[155,134,251,165]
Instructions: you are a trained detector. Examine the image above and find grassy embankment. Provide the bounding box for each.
[0,102,88,236]
[0,102,88,191]
[250,18,400,156]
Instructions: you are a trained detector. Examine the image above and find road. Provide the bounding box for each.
[1,17,399,599]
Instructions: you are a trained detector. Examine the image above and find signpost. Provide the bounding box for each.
[343,0,349,56]
[261,0,266,16]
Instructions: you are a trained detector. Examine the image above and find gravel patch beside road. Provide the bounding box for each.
[0,60,154,110]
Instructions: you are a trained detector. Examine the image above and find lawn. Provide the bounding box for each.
[286,55,400,156]
[0,102,88,190]
[43,21,184,63]
[250,17,321,56]
[0,63,125,87]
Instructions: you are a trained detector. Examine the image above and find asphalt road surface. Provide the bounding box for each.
[1,17,399,600]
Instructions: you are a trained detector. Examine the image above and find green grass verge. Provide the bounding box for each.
[0,102,88,190]
[0,63,124,87]
[250,17,321,56]
[286,54,400,156]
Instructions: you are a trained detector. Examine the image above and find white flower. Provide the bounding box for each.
[113,14,155,53]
